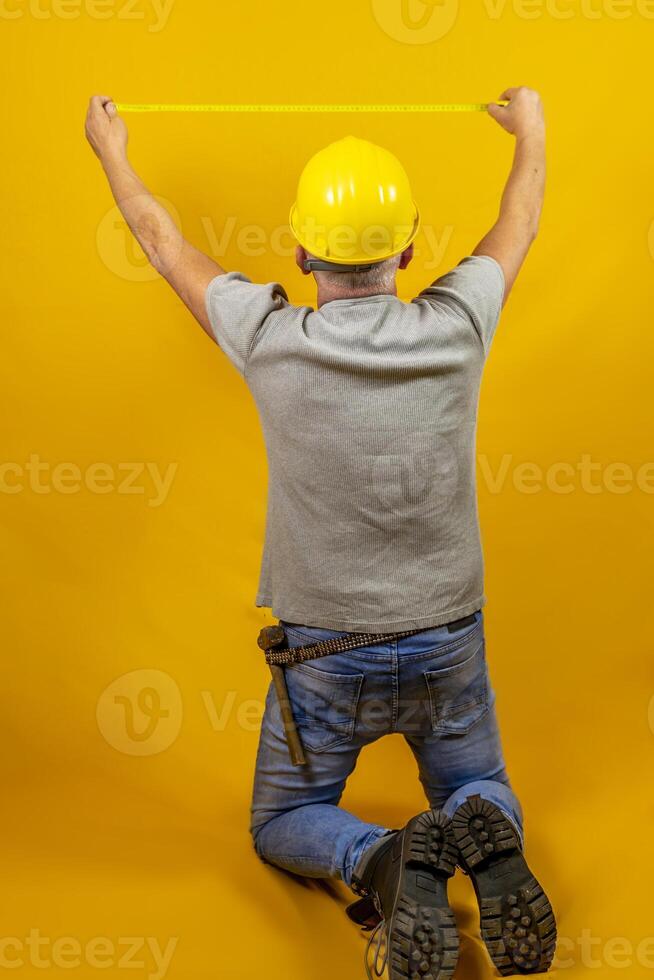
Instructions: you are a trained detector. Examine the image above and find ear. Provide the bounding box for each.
[398,243,414,270]
[296,245,311,276]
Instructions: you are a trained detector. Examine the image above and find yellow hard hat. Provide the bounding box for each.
[289,136,420,269]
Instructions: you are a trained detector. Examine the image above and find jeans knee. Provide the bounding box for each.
[250,811,278,861]
[491,767,512,788]
[250,818,266,858]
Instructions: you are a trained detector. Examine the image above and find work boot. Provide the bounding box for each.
[350,810,459,980]
[451,795,557,975]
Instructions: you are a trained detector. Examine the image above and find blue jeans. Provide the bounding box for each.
[250,610,522,888]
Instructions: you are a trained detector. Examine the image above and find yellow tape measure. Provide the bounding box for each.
[115,102,508,113]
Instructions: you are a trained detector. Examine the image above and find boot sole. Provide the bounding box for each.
[451,795,557,975]
[387,809,459,980]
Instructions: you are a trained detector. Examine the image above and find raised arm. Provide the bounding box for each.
[85,95,223,338]
[473,87,546,305]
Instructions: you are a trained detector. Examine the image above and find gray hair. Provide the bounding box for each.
[311,254,402,295]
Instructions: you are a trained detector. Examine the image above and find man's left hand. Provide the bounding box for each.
[85,95,128,166]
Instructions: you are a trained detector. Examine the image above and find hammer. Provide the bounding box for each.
[258,625,307,767]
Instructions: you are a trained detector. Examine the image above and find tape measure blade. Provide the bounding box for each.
[115,102,506,113]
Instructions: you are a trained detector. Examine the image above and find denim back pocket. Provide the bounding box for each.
[423,636,489,735]
[284,661,364,753]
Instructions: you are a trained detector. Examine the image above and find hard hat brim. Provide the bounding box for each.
[288,201,421,266]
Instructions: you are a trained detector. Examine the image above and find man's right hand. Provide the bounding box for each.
[472,86,547,305]
[488,87,545,141]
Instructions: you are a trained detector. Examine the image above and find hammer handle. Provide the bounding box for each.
[269,664,307,767]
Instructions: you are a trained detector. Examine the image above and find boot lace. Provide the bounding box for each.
[364,896,388,979]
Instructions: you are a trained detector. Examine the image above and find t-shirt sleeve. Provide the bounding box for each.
[417,255,505,355]
[204,271,289,375]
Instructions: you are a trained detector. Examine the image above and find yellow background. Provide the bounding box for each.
[2,0,654,976]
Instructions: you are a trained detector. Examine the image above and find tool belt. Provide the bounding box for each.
[257,614,478,767]
[257,623,445,666]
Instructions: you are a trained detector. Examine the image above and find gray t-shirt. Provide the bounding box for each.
[205,255,504,633]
